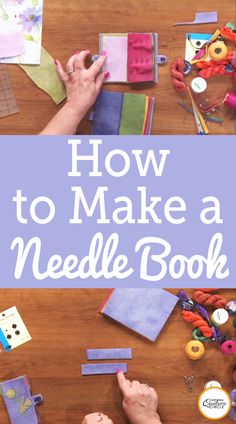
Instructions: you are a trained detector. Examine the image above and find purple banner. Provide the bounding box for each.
[0,135,234,288]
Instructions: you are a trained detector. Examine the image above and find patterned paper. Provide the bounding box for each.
[0,0,43,64]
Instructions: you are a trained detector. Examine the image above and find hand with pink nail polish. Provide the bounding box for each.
[41,50,109,135]
[117,371,162,424]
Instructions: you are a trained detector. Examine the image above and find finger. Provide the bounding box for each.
[55,60,69,84]
[95,71,110,91]
[131,380,141,390]
[74,50,91,71]
[117,371,130,395]
[65,54,76,73]
[88,52,107,79]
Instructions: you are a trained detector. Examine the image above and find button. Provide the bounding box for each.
[226,300,236,315]
[6,389,16,399]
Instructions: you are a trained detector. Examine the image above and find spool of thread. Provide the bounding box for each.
[185,340,205,360]
[211,308,229,326]
[224,92,236,109]
[204,381,222,390]
[208,41,228,61]
[220,340,236,355]
[191,77,207,94]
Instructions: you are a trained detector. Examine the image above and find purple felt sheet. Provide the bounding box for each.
[100,34,128,82]
[86,348,132,360]
[81,363,128,375]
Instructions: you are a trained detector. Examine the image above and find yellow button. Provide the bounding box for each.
[6,389,16,399]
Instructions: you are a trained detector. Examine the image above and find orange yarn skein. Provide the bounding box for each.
[182,310,213,338]
[193,289,227,308]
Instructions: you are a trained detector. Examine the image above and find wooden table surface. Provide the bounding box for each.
[0,289,235,424]
[0,0,235,135]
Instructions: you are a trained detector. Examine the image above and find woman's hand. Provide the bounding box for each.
[117,371,162,424]
[55,50,109,119]
[40,50,109,135]
[81,412,113,424]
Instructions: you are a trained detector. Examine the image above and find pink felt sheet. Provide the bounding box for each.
[127,33,154,82]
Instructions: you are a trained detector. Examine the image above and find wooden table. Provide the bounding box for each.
[0,0,235,135]
[0,289,235,423]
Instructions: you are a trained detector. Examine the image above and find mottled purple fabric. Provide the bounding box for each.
[102,289,178,342]
[87,348,132,360]
[81,363,128,375]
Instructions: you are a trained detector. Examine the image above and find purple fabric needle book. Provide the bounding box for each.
[0,376,43,424]
[100,289,178,342]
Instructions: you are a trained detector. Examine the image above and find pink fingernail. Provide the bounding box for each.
[54,59,58,65]
[104,71,110,79]
[75,50,80,54]
[101,51,107,56]
[117,369,123,374]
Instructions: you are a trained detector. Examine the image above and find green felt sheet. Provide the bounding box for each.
[19,47,66,105]
[119,93,146,135]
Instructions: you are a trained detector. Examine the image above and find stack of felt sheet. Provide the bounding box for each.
[99,32,160,83]
[90,90,155,135]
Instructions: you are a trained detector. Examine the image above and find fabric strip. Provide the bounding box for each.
[20,47,66,105]
[127,33,154,82]
[81,363,128,375]
[87,348,132,360]
[92,90,123,135]
[119,93,146,135]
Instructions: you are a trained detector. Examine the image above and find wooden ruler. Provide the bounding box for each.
[0,65,19,118]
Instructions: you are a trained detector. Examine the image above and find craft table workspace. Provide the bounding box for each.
[0,289,235,424]
[0,0,235,135]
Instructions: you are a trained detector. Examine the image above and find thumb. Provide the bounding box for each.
[117,371,129,396]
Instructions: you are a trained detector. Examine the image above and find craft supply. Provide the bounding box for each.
[185,33,213,63]
[0,306,31,352]
[187,87,209,134]
[192,328,212,342]
[226,300,236,315]
[182,310,213,338]
[99,32,167,83]
[185,340,205,360]
[184,60,192,75]
[204,381,222,390]
[173,11,218,26]
[184,375,195,392]
[220,340,236,355]
[177,101,224,124]
[0,65,19,118]
[193,289,227,309]
[171,58,186,92]
[224,92,236,110]
[87,348,132,360]
[100,289,178,342]
[229,389,236,420]
[0,376,43,424]
[190,77,207,94]
[90,90,155,135]
[211,309,229,326]
[208,41,228,60]
[0,30,25,59]
[0,0,43,65]
[81,363,128,375]
[198,387,231,420]
[20,47,66,105]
